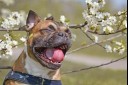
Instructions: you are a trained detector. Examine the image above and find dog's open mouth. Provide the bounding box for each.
[33,44,68,70]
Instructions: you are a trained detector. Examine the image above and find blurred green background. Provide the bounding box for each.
[0,0,127,85]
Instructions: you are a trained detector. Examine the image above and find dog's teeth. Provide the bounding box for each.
[61,47,64,49]
[61,46,65,49]
[60,47,63,49]
[65,45,67,49]
[54,62,58,64]
[49,57,52,59]
[64,45,67,49]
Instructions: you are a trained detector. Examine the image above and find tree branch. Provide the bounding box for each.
[67,34,123,54]
[69,21,88,29]
[88,28,127,35]
[0,26,27,31]
[0,66,12,69]
[69,23,127,35]
[80,28,105,49]
[62,55,127,75]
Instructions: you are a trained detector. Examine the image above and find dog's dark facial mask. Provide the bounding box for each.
[25,10,72,70]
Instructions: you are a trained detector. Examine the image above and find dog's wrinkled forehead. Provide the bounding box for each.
[32,20,67,33]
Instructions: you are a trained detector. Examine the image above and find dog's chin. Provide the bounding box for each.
[33,44,69,70]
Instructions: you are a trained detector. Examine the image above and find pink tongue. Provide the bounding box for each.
[45,48,64,62]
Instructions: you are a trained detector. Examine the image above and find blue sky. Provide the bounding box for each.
[111,0,127,9]
[79,0,127,9]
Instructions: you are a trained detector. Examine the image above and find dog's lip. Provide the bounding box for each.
[35,53,61,70]
[34,44,68,55]
[38,53,61,65]
[33,44,69,69]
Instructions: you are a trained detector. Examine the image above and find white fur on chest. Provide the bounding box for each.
[24,51,50,79]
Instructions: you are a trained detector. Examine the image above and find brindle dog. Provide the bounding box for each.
[4,10,72,85]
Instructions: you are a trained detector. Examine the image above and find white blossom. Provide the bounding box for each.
[0,0,15,6]
[6,49,13,55]
[113,47,118,52]
[123,20,127,28]
[84,25,89,32]
[92,35,99,43]
[108,16,117,25]
[85,0,92,4]
[113,40,126,55]
[0,41,6,50]
[1,19,11,29]
[105,45,112,53]
[20,37,26,42]
[100,0,106,6]
[5,44,12,50]
[113,47,125,55]
[119,48,125,55]
[118,11,122,15]
[103,26,114,33]
[1,12,23,29]
[19,11,27,25]
[113,48,117,53]
[71,34,77,41]
[12,40,18,45]
[96,12,104,19]
[83,11,98,27]
[103,12,111,17]
[91,2,100,9]
[101,15,116,27]
[60,15,66,23]
[4,33,10,39]
[89,2,100,15]
[115,41,122,46]
[90,8,97,15]
[0,33,18,58]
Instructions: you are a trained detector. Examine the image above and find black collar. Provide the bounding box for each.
[4,70,62,85]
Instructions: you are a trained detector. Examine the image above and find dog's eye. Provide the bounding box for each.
[65,29,71,34]
[40,29,51,33]
[48,25,56,31]
[40,27,54,34]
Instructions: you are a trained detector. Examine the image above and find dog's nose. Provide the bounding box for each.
[58,32,65,37]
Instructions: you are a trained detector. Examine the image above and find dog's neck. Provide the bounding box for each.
[13,46,61,80]
[24,46,50,79]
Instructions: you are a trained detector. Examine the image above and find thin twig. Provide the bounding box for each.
[0,42,24,51]
[0,30,25,31]
[69,21,127,35]
[80,28,105,49]
[67,34,122,54]
[0,66,12,69]
[0,26,27,31]
[88,28,127,35]
[62,56,127,75]
[69,21,88,29]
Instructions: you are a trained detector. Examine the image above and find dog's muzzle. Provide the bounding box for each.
[31,31,71,70]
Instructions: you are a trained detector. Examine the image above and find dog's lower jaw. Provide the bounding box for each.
[25,55,50,79]
[24,47,61,80]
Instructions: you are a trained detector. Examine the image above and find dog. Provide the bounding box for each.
[3,10,72,85]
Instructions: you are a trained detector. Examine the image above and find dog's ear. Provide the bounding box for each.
[26,10,41,31]
[46,16,54,21]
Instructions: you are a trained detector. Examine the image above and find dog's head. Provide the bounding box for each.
[23,10,72,70]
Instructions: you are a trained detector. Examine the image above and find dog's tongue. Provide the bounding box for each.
[45,48,64,62]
